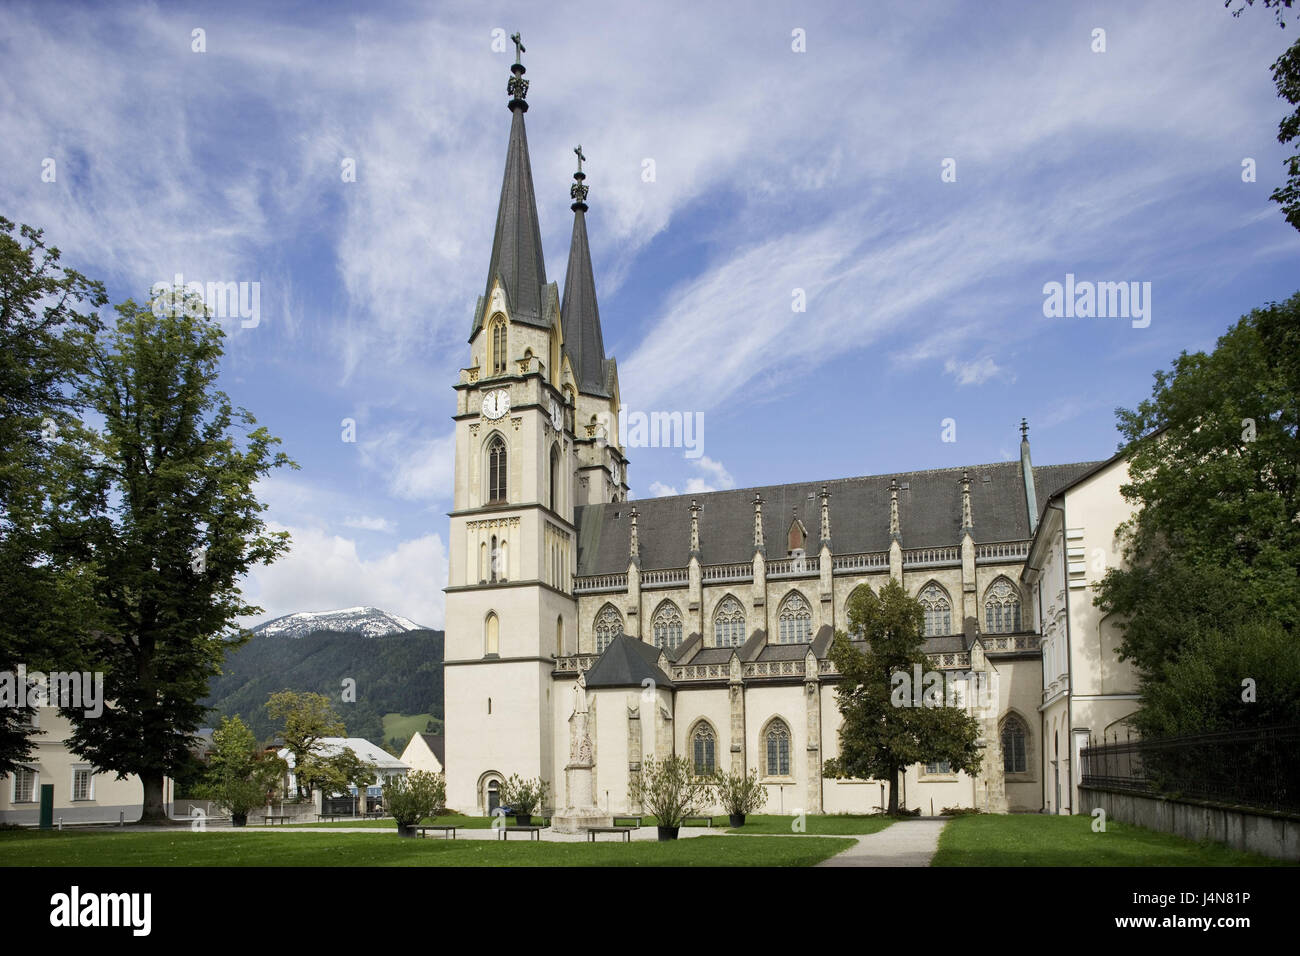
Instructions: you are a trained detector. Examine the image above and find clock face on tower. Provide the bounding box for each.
[550,398,562,431]
[482,388,510,420]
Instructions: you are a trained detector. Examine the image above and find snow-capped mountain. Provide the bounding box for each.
[251,606,427,639]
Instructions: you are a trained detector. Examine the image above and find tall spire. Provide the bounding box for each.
[1020,418,1039,534]
[889,478,901,541]
[753,494,765,553]
[961,469,974,533]
[561,147,611,397]
[471,33,550,340]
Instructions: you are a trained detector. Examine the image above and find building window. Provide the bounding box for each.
[777,592,812,644]
[984,578,1022,633]
[72,768,93,802]
[488,435,507,503]
[713,596,746,648]
[691,723,716,776]
[489,315,507,376]
[925,760,953,775]
[556,616,565,657]
[919,583,952,637]
[484,612,499,657]
[595,604,623,653]
[652,602,683,651]
[765,720,791,776]
[1002,715,1028,774]
[12,767,36,803]
[549,444,561,512]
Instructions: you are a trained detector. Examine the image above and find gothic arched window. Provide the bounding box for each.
[1002,714,1028,774]
[556,615,565,657]
[690,722,716,776]
[594,604,623,654]
[764,719,791,776]
[549,443,561,512]
[713,596,746,648]
[984,578,1022,633]
[652,601,683,651]
[777,592,812,644]
[484,612,499,657]
[489,314,507,375]
[919,582,952,637]
[488,434,507,503]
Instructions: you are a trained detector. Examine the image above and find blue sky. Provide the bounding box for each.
[2,1,1296,629]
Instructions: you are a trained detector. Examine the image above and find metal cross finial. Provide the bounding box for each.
[510,32,525,64]
[574,145,586,174]
[1020,418,1029,440]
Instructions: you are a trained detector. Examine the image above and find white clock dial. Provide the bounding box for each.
[550,399,562,431]
[482,388,510,420]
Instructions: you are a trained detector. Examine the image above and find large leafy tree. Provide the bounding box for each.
[266,690,347,797]
[0,217,106,774]
[1096,293,1300,679]
[1228,1,1300,231]
[64,292,293,822]
[822,579,982,815]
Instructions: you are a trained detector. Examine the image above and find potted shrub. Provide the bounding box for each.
[629,756,713,840]
[382,770,447,837]
[201,716,286,827]
[713,766,767,828]
[500,774,548,826]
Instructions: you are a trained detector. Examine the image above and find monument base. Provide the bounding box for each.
[551,808,612,834]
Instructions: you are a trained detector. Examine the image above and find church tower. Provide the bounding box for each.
[444,37,578,815]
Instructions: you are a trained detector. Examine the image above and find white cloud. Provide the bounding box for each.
[647,481,678,497]
[684,455,734,494]
[241,524,448,629]
[342,515,395,533]
[944,357,1008,387]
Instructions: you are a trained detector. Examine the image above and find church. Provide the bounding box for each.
[442,41,1142,823]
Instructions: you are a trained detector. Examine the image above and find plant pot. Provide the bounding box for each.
[397,823,418,838]
[515,814,531,827]
[728,813,746,828]
[657,826,680,841]
[231,813,247,827]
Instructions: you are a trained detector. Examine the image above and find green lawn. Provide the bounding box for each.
[727,814,895,835]
[931,813,1292,866]
[381,712,440,745]
[0,829,852,867]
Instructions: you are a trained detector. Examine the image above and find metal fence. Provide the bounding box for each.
[1080,725,1300,815]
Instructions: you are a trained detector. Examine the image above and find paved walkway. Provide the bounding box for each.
[815,818,948,867]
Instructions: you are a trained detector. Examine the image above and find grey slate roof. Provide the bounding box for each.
[584,634,675,689]
[419,733,445,767]
[574,459,1100,575]
[471,107,551,339]
[560,206,613,397]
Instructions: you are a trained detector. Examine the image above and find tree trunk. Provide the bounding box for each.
[139,772,169,824]
[887,763,901,815]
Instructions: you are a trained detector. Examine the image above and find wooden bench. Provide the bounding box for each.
[497,825,543,841]
[417,825,458,840]
[262,815,293,826]
[682,815,713,827]
[587,826,633,842]
[611,815,643,828]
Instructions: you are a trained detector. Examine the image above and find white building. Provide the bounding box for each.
[399,733,444,776]
[278,737,410,799]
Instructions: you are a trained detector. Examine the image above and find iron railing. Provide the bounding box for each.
[1080,725,1300,815]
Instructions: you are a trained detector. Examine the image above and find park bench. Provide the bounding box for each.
[587,826,633,843]
[682,815,713,827]
[262,815,293,826]
[497,825,543,841]
[417,825,458,839]
[611,815,643,828]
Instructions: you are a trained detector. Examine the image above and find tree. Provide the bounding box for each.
[266,690,346,797]
[383,771,446,831]
[822,579,983,815]
[294,745,371,805]
[1130,619,1300,738]
[62,291,293,822]
[1096,293,1300,679]
[712,766,768,820]
[202,715,286,820]
[1227,1,1300,231]
[629,755,713,830]
[0,217,106,774]
[498,773,549,821]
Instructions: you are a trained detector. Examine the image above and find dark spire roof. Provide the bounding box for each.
[470,54,551,340]
[584,634,674,689]
[561,161,612,397]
